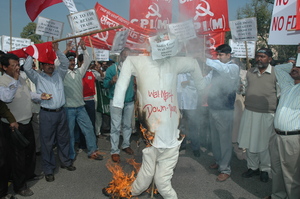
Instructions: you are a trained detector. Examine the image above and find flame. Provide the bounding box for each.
[140,124,155,147]
[104,159,141,199]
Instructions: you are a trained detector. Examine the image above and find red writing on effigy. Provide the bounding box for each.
[143,104,177,118]
[148,90,174,102]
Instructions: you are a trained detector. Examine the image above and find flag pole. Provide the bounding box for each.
[51,25,123,43]
[9,0,12,51]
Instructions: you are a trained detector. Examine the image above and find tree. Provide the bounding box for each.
[232,0,297,62]
[20,22,43,44]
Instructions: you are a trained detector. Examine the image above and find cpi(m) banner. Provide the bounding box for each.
[130,0,172,31]
[269,0,300,45]
[178,0,230,34]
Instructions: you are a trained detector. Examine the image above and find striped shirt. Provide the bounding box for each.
[274,63,300,131]
[24,50,69,109]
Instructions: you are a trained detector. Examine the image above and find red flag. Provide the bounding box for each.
[178,0,230,34]
[7,49,28,59]
[296,0,300,30]
[23,42,57,64]
[129,0,172,31]
[25,0,62,21]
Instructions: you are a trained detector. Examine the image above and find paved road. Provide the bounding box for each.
[11,134,271,199]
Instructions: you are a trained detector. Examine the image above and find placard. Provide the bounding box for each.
[229,17,257,42]
[36,16,64,39]
[168,19,196,42]
[68,9,101,35]
[268,0,300,45]
[229,39,256,59]
[95,48,110,61]
[0,36,31,52]
[110,30,129,54]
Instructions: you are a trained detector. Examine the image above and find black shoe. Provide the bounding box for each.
[16,188,34,197]
[45,174,54,182]
[61,164,76,171]
[27,174,44,182]
[260,171,269,182]
[242,168,260,178]
[193,150,201,157]
[0,194,18,199]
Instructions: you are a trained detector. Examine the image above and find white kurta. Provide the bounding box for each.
[113,56,204,149]
[238,109,274,153]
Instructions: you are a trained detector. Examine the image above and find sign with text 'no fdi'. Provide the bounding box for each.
[229,17,257,42]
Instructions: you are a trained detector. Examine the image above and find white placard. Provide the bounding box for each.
[229,17,257,42]
[95,49,110,61]
[296,53,300,67]
[268,0,300,45]
[68,9,101,35]
[110,30,129,54]
[168,19,197,42]
[0,35,31,52]
[149,36,179,60]
[229,39,256,59]
[36,16,64,39]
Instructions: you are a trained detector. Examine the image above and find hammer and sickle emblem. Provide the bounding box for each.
[93,32,109,44]
[146,3,161,18]
[194,0,214,20]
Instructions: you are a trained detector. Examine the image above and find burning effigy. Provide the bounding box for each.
[109,31,205,199]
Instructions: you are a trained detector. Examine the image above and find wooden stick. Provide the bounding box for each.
[52,25,123,43]
[150,179,155,198]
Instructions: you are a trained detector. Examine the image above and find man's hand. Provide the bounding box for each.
[41,93,52,100]
[110,75,118,85]
[52,42,59,52]
[10,122,19,131]
[181,81,189,88]
[79,39,86,50]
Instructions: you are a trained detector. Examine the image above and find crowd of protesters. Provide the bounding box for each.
[0,40,299,199]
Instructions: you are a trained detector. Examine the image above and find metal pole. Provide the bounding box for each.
[9,0,12,51]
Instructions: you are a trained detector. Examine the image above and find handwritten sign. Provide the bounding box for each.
[168,19,197,42]
[0,35,31,52]
[229,39,256,58]
[36,16,64,39]
[95,48,110,61]
[229,17,257,42]
[110,30,129,54]
[149,35,179,60]
[68,9,101,35]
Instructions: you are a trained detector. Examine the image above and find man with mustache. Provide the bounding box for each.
[238,48,278,182]
[266,47,300,199]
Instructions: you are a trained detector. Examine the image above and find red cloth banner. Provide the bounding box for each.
[296,0,300,30]
[178,0,230,34]
[25,0,62,22]
[129,0,172,31]
[23,42,57,64]
[82,3,156,50]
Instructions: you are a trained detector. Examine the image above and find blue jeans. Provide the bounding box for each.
[110,100,134,154]
[65,106,97,159]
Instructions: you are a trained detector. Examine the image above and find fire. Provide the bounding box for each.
[140,124,155,147]
[103,159,141,199]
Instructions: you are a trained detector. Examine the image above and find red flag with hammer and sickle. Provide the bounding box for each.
[129,0,172,32]
[178,0,230,34]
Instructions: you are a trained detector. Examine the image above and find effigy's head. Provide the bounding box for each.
[149,32,180,60]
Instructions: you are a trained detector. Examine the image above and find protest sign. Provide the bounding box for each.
[168,19,197,42]
[95,48,110,61]
[110,29,129,54]
[149,34,179,60]
[68,9,101,35]
[229,39,256,58]
[36,16,64,39]
[269,0,300,45]
[0,36,31,52]
[229,17,257,42]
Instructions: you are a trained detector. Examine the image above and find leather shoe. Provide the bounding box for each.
[260,171,269,182]
[16,188,34,197]
[111,154,120,163]
[193,150,201,157]
[122,147,134,155]
[242,168,260,178]
[209,163,219,169]
[27,174,44,181]
[45,174,54,182]
[216,173,230,182]
[61,164,76,171]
